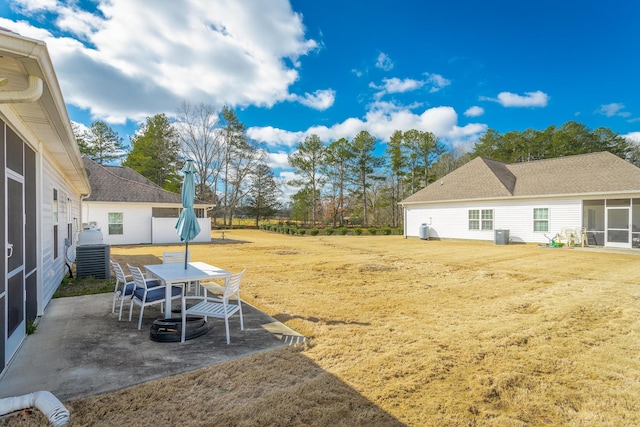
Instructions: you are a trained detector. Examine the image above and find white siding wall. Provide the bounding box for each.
[83,202,212,245]
[41,153,83,309]
[152,218,211,244]
[83,202,152,245]
[405,198,582,244]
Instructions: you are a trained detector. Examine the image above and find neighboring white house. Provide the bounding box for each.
[400,152,640,249]
[82,157,213,245]
[0,29,91,376]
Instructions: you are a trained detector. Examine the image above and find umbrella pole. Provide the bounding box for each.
[184,241,189,269]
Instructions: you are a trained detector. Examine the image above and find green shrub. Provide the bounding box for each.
[396,227,404,235]
[298,228,306,236]
[380,226,392,235]
[354,228,363,235]
[26,319,37,335]
[337,227,348,235]
[310,228,319,236]
[368,227,378,235]
[324,227,335,235]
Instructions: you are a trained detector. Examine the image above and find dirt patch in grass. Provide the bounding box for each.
[4,230,640,426]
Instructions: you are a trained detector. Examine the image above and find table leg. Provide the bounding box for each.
[165,281,172,319]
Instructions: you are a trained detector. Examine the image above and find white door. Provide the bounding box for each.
[606,206,631,248]
[5,171,24,361]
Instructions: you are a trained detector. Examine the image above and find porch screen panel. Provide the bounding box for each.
[7,272,23,337]
[607,208,629,243]
[0,121,4,371]
[25,270,37,323]
[0,294,5,369]
[25,146,36,272]
[5,125,22,174]
[583,200,604,246]
[8,178,23,272]
[0,120,5,295]
[152,207,180,218]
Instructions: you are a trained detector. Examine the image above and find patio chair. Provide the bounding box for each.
[181,269,246,344]
[110,260,135,320]
[162,251,197,294]
[127,264,183,330]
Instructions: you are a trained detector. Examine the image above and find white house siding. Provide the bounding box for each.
[82,202,153,245]
[405,197,582,244]
[82,202,212,245]
[152,217,212,244]
[40,152,84,311]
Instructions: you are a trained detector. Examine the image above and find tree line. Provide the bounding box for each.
[76,102,279,227]
[76,106,640,228]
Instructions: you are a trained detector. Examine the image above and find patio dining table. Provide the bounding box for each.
[144,261,231,319]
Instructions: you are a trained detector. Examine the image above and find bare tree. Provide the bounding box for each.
[225,141,265,225]
[174,101,223,202]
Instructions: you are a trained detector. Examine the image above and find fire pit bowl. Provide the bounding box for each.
[149,316,210,342]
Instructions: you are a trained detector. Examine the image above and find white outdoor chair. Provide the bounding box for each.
[162,251,198,294]
[127,264,183,330]
[181,269,246,344]
[110,260,135,320]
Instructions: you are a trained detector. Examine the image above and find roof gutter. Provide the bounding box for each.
[399,190,640,206]
[0,74,43,103]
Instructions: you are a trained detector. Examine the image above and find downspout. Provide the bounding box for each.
[0,75,43,103]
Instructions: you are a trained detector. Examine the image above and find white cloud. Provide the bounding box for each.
[248,102,487,151]
[267,151,291,169]
[597,103,631,118]
[370,77,424,98]
[481,90,549,108]
[370,73,450,99]
[247,126,305,148]
[424,73,451,93]
[288,89,335,110]
[375,52,394,71]
[623,132,640,144]
[464,106,484,117]
[2,0,320,124]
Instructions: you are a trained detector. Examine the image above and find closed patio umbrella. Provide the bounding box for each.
[175,160,201,269]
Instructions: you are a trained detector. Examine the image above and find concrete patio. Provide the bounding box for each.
[0,293,306,401]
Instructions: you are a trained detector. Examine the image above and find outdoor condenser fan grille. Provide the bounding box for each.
[75,244,111,279]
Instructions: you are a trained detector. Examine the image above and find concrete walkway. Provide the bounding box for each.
[0,293,305,401]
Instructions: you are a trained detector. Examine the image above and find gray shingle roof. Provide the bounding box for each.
[83,157,210,205]
[401,152,640,204]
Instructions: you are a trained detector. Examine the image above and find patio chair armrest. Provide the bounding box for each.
[144,279,165,291]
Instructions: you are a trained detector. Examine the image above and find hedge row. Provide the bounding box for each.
[259,224,403,236]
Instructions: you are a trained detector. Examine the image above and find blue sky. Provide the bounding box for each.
[1,0,639,180]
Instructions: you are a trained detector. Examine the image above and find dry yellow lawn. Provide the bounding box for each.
[6,230,640,426]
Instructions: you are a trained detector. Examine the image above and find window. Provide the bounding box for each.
[53,189,58,223]
[469,210,480,230]
[481,210,494,230]
[533,208,548,232]
[470,209,494,230]
[53,189,59,259]
[108,212,124,235]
